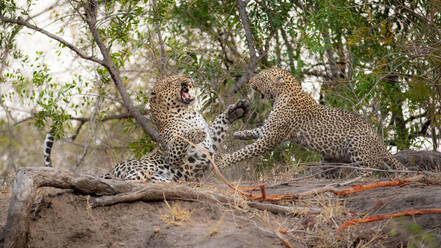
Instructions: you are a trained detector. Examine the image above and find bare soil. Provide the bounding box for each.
[1,171,441,248]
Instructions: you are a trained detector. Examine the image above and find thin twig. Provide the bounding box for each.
[240,167,337,191]
[311,163,417,174]
[276,230,295,248]
[73,72,103,169]
[325,176,364,188]
[175,134,336,201]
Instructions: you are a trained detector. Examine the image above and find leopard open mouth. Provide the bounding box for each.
[180,82,194,104]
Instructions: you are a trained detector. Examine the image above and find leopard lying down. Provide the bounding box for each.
[44,75,249,182]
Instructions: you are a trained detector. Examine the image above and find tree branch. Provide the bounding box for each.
[151,0,166,77]
[69,120,85,141]
[225,0,263,95]
[0,4,159,141]
[236,0,257,61]
[83,1,159,141]
[0,15,104,66]
[227,27,274,95]
[227,0,276,96]
[280,27,296,74]
[0,110,151,134]
[320,27,343,83]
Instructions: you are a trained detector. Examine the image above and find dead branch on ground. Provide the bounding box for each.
[333,175,429,196]
[338,208,441,231]
[245,175,434,200]
[175,134,339,201]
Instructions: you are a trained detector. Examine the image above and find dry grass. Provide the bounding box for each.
[160,198,192,226]
[275,195,389,247]
[223,164,394,248]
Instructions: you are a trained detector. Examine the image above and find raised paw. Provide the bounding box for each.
[184,128,207,144]
[226,99,250,123]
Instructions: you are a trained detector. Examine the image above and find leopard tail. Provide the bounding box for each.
[43,133,55,167]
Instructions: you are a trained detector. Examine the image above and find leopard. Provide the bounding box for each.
[215,67,405,172]
[44,75,249,182]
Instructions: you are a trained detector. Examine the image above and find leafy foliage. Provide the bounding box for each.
[0,0,439,172]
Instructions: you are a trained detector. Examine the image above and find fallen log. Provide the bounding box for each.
[4,167,141,248]
[395,149,441,171]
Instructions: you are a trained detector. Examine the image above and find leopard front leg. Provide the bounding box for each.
[177,99,250,181]
[209,99,249,151]
[216,137,278,168]
[161,128,206,166]
[232,127,263,140]
[216,113,292,168]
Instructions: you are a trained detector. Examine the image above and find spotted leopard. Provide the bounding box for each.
[44,75,249,182]
[216,68,405,171]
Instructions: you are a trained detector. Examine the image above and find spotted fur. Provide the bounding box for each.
[43,133,54,167]
[42,75,249,182]
[218,68,405,171]
[111,75,249,182]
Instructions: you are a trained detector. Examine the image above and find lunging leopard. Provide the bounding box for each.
[216,68,405,171]
[44,75,249,182]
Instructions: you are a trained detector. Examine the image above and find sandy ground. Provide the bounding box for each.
[1,173,441,248]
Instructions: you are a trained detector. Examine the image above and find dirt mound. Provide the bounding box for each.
[1,168,441,248]
[26,192,282,248]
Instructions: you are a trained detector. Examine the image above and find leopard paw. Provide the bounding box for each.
[226,99,250,123]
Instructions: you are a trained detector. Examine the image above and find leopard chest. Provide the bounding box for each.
[178,112,213,151]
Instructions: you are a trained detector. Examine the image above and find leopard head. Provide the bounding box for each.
[149,75,196,129]
[249,68,301,100]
